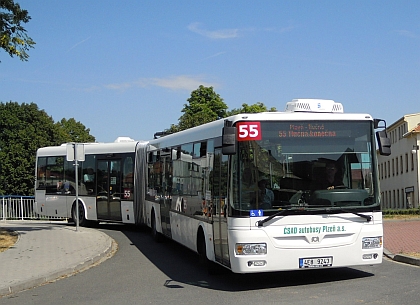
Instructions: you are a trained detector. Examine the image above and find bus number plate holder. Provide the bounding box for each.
[299,256,333,268]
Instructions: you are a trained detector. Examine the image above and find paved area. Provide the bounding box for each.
[0,221,115,297]
[383,217,420,266]
[0,218,419,297]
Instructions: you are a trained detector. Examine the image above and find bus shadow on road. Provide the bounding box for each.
[120,225,375,292]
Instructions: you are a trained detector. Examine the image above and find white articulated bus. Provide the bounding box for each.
[144,99,391,273]
[35,99,391,274]
[35,139,148,226]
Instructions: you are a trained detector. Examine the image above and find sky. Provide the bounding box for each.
[1,0,419,143]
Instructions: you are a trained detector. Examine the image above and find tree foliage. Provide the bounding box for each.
[227,102,277,116]
[165,86,277,134]
[0,0,35,61]
[55,118,95,143]
[174,85,228,132]
[0,102,95,195]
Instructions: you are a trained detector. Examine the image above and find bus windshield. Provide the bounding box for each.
[231,120,379,216]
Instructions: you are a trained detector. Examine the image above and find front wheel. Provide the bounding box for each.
[72,201,88,227]
[151,211,163,242]
[197,231,221,275]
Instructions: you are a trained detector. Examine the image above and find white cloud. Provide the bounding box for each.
[103,75,217,92]
[188,22,239,39]
[187,22,295,39]
[149,75,215,90]
[393,30,419,39]
[67,37,91,52]
[264,25,295,34]
[202,52,227,61]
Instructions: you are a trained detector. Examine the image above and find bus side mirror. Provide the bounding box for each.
[376,130,391,156]
[222,126,236,155]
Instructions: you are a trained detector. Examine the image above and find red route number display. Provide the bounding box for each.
[237,122,262,141]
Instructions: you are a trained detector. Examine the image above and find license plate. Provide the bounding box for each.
[299,256,333,268]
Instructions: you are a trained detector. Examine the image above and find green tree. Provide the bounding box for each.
[55,118,95,143]
[0,0,35,61]
[227,102,277,116]
[164,87,278,135]
[0,102,95,195]
[175,85,228,131]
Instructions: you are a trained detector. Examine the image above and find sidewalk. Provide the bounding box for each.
[0,221,116,297]
[0,218,419,297]
[383,217,420,266]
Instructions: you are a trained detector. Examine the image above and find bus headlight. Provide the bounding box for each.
[362,237,382,249]
[235,243,267,255]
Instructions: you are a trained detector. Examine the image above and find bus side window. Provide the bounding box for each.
[82,155,96,195]
[123,156,134,200]
[36,157,47,189]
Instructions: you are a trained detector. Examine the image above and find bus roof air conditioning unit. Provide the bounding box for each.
[285,99,344,113]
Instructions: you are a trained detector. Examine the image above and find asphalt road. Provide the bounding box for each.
[1,223,419,305]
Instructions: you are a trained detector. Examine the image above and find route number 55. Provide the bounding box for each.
[237,122,262,141]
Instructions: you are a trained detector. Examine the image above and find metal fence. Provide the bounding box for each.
[1,195,37,220]
[1,195,67,221]
[0,195,42,220]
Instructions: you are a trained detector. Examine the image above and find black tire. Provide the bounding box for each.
[197,230,220,275]
[72,201,87,227]
[151,210,163,242]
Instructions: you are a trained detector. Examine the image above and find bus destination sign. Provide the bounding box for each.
[278,123,337,138]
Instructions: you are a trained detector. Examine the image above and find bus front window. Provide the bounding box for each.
[232,121,379,215]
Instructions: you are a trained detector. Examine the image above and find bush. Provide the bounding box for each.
[382,208,420,216]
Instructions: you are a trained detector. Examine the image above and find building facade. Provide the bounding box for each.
[377,113,420,209]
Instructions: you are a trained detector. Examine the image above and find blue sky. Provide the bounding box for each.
[1,0,419,143]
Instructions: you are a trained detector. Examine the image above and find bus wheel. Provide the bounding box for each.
[197,230,219,274]
[151,210,163,242]
[72,201,87,227]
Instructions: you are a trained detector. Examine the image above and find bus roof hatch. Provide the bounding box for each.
[285,99,344,113]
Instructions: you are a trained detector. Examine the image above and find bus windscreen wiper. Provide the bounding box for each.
[257,208,292,227]
[330,208,372,222]
[257,206,372,227]
[317,207,372,222]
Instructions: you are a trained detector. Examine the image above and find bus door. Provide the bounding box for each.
[212,149,230,267]
[96,159,122,221]
[159,153,172,237]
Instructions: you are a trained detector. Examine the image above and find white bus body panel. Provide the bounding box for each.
[80,197,98,220]
[228,213,383,273]
[121,201,135,224]
[170,211,214,255]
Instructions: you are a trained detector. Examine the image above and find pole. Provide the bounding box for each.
[416,141,419,208]
[74,144,80,231]
[20,196,24,220]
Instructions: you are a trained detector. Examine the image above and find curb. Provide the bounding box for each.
[392,254,420,267]
[0,231,117,297]
[383,249,420,267]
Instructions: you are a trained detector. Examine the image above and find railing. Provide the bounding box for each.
[1,195,37,220]
[1,195,67,221]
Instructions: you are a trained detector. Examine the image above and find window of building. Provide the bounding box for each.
[411,153,415,171]
[388,160,391,177]
[400,155,403,174]
[392,190,396,208]
[392,159,395,176]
